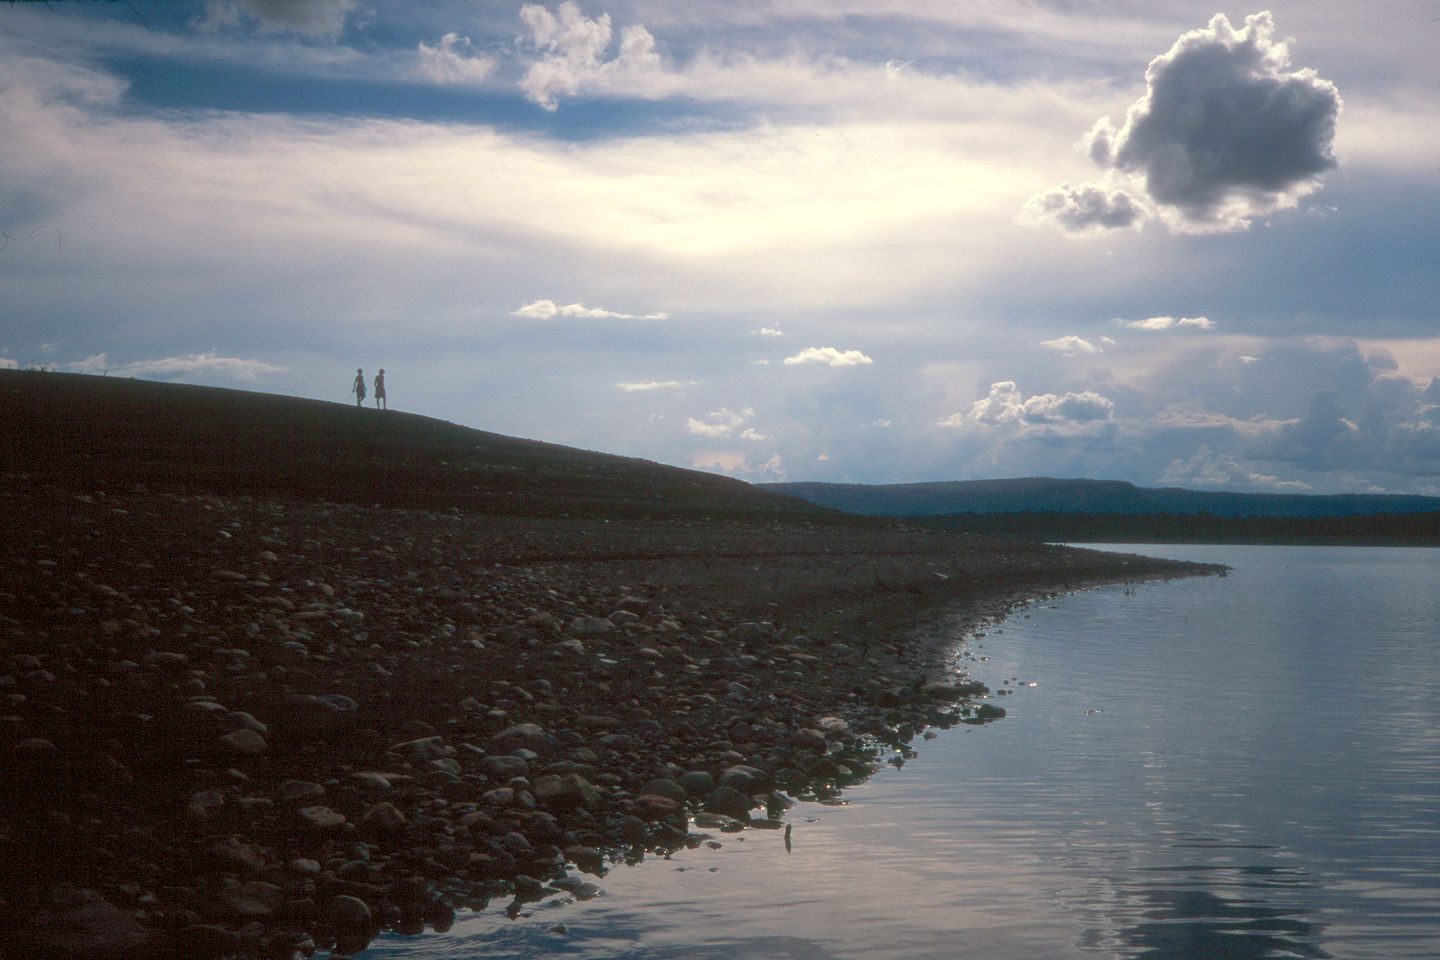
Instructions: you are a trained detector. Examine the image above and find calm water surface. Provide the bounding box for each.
[349,545,1440,960]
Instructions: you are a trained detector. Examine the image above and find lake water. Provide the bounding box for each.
[346,544,1440,960]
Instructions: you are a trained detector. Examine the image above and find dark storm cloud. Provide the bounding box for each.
[1028,11,1341,233]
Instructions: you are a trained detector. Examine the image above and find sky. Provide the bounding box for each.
[2,0,1438,494]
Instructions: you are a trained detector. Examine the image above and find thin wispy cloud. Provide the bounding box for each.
[514,300,669,321]
[1125,316,1215,331]
[66,352,288,382]
[616,380,697,392]
[416,33,498,85]
[1040,335,1102,354]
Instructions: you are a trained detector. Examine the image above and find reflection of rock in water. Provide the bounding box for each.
[1111,865,1327,960]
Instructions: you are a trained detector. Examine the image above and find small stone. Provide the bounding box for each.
[480,754,529,779]
[390,736,455,762]
[296,805,348,831]
[225,711,268,734]
[275,780,325,801]
[349,771,394,792]
[360,802,407,835]
[490,722,552,753]
[219,728,267,755]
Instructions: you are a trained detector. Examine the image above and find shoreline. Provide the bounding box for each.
[0,480,1218,958]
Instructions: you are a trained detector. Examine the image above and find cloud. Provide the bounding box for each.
[65,351,288,382]
[962,380,1115,426]
[690,450,784,479]
[513,299,668,320]
[1125,316,1215,331]
[1039,335,1101,354]
[616,379,696,392]
[754,327,784,337]
[1018,181,1145,234]
[517,2,661,110]
[783,347,873,367]
[416,34,498,86]
[1027,12,1341,233]
[195,0,356,37]
[1159,444,1311,490]
[686,406,755,437]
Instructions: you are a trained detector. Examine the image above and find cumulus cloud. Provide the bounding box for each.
[691,450,784,479]
[754,328,785,337]
[195,0,355,37]
[416,34,498,86]
[1027,11,1341,234]
[1017,181,1145,234]
[616,379,696,392]
[1040,335,1102,354]
[1159,444,1311,490]
[1125,316,1215,331]
[513,299,668,320]
[517,2,661,110]
[686,406,756,437]
[66,351,288,382]
[961,380,1115,426]
[783,347,873,367]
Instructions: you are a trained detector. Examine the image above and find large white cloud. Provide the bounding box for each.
[1027,11,1341,234]
[783,347,873,367]
[518,2,661,110]
[958,381,1115,426]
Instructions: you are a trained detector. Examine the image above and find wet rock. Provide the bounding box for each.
[222,879,285,918]
[639,777,687,803]
[533,773,600,810]
[677,770,716,795]
[704,786,754,820]
[717,765,769,793]
[972,703,1006,722]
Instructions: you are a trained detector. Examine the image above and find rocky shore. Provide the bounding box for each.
[0,481,1213,958]
[0,372,1219,958]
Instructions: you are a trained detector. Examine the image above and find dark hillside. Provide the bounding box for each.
[1,370,825,520]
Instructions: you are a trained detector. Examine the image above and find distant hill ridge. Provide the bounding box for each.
[760,478,1440,519]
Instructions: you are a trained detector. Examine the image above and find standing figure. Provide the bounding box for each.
[373,369,386,410]
[352,368,366,407]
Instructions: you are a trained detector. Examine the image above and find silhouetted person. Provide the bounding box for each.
[351,368,366,407]
[373,369,386,410]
